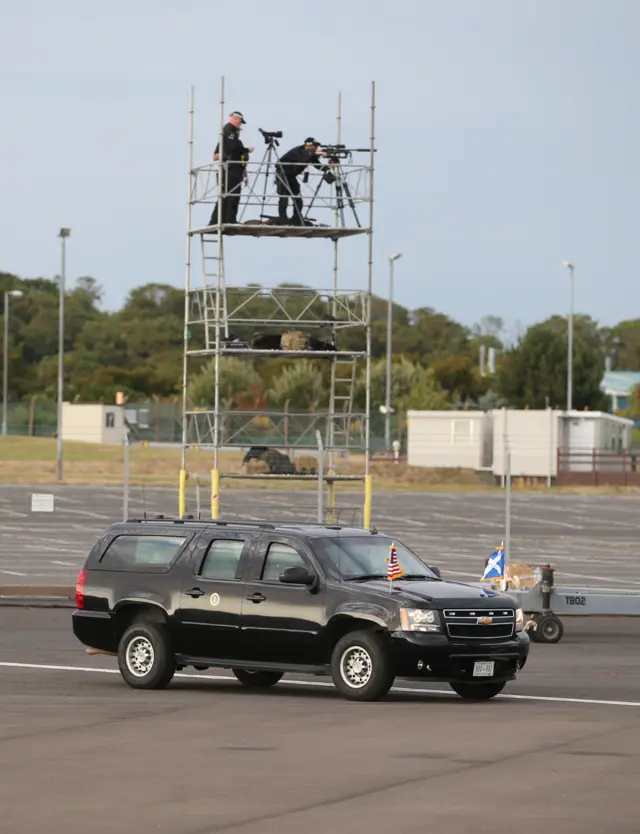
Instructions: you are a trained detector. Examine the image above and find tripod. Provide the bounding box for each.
[304,153,361,228]
[239,129,297,222]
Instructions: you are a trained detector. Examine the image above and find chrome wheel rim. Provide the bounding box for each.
[126,636,155,677]
[339,645,373,689]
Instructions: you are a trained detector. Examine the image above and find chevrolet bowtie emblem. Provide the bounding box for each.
[478,616,493,625]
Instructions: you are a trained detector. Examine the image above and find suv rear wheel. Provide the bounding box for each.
[232,669,283,688]
[330,630,395,701]
[450,681,505,700]
[117,621,176,690]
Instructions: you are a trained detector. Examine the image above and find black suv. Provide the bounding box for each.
[72,517,530,702]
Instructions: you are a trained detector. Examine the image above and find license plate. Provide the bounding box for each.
[473,661,494,677]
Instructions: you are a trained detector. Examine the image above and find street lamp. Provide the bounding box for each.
[561,260,575,411]
[384,252,403,452]
[57,228,71,481]
[2,290,24,436]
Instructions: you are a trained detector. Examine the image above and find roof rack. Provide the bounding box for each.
[122,516,376,532]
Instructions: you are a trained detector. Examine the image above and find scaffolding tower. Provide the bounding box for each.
[179,77,376,525]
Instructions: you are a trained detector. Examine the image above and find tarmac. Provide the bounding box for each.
[0,607,639,834]
[1,484,639,589]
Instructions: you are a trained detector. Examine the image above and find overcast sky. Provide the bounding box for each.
[2,0,638,335]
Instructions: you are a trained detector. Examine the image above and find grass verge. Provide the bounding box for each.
[1,436,639,495]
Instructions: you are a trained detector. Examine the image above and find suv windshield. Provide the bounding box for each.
[312,536,438,582]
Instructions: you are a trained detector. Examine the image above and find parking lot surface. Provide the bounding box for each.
[0,608,639,834]
[0,484,639,587]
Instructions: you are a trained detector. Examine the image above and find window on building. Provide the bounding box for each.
[451,419,472,445]
[105,411,115,428]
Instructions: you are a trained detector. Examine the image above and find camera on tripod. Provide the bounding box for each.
[259,128,283,145]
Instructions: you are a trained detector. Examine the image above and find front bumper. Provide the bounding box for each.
[389,629,530,683]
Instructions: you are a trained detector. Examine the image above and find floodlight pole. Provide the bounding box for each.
[562,260,575,412]
[385,253,402,451]
[57,228,71,481]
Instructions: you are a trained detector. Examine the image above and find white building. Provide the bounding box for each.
[407,408,634,481]
[406,410,493,470]
[62,403,126,444]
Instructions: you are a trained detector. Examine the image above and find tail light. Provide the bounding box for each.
[76,569,87,609]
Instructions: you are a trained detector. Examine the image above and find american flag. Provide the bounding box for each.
[386,542,404,581]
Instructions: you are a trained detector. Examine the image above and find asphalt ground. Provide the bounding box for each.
[1,484,639,588]
[1,608,639,834]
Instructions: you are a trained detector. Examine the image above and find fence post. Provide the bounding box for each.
[123,427,130,521]
[505,446,511,570]
[316,430,324,524]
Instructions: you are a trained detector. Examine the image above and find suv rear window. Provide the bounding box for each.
[99,534,187,572]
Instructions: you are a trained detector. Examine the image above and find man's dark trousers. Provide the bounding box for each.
[209,162,244,225]
[276,166,303,222]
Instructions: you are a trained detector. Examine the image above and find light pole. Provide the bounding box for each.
[2,290,24,436]
[561,260,575,411]
[57,228,71,481]
[384,252,402,452]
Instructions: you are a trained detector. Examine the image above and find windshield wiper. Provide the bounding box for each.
[399,574,438,581]
[344,574,388,582]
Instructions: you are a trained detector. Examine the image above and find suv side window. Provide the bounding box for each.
[198,539,245,581]
[100,534,187,573]
[260,542,307,582]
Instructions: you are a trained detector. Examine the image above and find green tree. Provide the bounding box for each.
[498,314,608,410]
[188,357,261,408]
[266,360,326,410]
[355,357,451,412]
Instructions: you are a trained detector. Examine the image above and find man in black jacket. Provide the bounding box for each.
[275,137,328,224]
[208,111,254,226]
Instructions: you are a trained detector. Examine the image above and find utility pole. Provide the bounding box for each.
[561,261,575,411]
[57,228,71,481]
[385,252,402,451]
[2,290,24,436]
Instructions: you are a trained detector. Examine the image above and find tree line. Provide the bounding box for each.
[1,270,638,417]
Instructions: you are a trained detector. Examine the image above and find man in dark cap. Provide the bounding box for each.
[208,111,254,226]
[275,137,328,224]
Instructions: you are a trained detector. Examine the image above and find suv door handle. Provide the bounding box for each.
[245,592,266,603]
[184,587,205,598]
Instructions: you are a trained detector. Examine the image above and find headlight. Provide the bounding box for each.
[399,608,441,633]
[515,608,524,632]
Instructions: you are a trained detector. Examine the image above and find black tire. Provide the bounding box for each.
[450,681,506,700]
[330,630,395,702]
[232,669,283,688]
[117,621,176,690]
[535,613,564,644]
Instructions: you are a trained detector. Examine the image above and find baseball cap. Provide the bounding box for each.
[304,136,320,145]
[230,111,246,124]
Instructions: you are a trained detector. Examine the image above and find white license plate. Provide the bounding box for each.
[473,661,494,677]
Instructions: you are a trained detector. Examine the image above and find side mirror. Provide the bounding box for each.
[279,566,316,586]
[427,565,442,579]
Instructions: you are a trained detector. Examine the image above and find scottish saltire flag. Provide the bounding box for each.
[386,542,405,581]
[482,543,505,581]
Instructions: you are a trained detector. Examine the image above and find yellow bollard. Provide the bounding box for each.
[363,474,373,529]
[178,469,187,518]
[211,468,220,519]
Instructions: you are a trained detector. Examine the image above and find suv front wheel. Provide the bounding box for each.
[117,621,176,690]
[330,630,395,701]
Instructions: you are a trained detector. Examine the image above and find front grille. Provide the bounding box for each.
[443,608,515,641]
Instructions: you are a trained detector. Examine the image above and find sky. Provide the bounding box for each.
[2,0,639,338]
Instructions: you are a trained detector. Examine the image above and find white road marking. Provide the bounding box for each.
[1,661,640,708]
[0,570,27,576]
